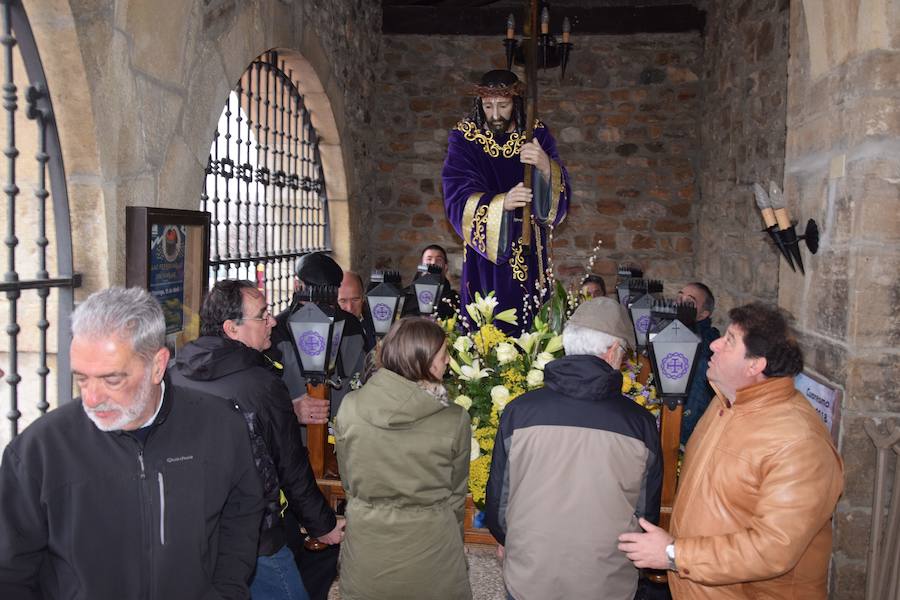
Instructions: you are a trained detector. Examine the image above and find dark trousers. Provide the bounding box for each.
[283,511,339,600]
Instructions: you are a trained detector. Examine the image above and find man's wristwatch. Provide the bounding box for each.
[665,543,678,572]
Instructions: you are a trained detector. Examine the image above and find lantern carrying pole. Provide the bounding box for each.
[520,0,539,247]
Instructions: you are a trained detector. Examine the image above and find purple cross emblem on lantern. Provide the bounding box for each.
[372,302,392,322]
[418,290,434,305]
[298,330,326,356]
[636,314,651,334]
[661,352,690,380]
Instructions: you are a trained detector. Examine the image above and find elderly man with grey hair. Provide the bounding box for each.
[484,297,662,600]
[0,287,264,600]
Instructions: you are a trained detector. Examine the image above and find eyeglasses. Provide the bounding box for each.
[241,310,273,322]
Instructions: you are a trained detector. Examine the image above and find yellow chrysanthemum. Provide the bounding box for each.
[472,324,507,355]
[469,454,492,507]
[475,426,496,453]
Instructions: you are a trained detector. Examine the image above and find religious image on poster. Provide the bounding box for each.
[149,223,186,334]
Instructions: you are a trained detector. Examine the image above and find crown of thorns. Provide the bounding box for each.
[471,69,524,98]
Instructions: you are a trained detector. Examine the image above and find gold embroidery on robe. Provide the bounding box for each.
[511,239,528,282]
[471,205,489,253]
[485,194,506,263]
[462,193,483,248]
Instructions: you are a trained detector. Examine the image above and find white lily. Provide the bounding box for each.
[453,335,473,353]
[543,334,564,355]
[448,355,462,376]
[459,359,493,381]
[466,291,499,326]
[494,308,518,326]
[516,331,540,354]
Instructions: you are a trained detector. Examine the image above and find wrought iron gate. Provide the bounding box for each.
[1,0,79,443]
[202,51,330,313]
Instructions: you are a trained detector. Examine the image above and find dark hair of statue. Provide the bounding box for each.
[378,317,447,384]
[471,96,526,135]
[728,302,803,378]
[200,279,258,337]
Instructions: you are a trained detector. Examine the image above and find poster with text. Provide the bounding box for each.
[149,224,186,334]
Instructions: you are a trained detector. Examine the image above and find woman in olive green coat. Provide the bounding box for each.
[334,317,472,600]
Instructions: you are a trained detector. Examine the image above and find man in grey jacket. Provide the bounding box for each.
[485,297,662,600]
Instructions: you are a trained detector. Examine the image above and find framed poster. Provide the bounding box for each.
[126,208,210,356]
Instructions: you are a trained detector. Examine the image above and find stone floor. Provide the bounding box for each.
[327,544,505,599]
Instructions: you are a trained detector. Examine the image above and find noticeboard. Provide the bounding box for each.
[126,207,210,357]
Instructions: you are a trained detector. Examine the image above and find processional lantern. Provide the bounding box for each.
[647,313,701,411]
[366,270,404,337]
[502,2,573,80]
[413,264,445,316]
[288,284,344,503]
[625,279,663,351]
[615,265,644,306]
[288,285,345,383]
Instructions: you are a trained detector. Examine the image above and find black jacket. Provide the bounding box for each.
[0,380,264,600]
[170,336,336,555]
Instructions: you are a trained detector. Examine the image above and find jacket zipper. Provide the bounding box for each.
[158,472,166,545]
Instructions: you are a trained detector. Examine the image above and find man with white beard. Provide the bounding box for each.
[0,287,264,600]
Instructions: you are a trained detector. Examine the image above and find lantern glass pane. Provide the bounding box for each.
[415,282,439,314]
[649,319,700,396]
[289,320,330,374]
[367,295,398,334]
[328,320,345,373]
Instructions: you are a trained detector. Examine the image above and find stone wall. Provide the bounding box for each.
[371,33,702,294]
[29,0,381,291]
[783,1,900,597]
[695,0,790,321]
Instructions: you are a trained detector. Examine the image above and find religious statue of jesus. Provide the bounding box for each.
[441,69,571,334]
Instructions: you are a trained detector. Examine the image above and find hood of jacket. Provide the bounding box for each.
[543,354,623,401]
[352,368,448,430]
[175,335,268,381]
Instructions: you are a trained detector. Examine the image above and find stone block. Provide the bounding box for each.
[834,507,872,562]
[847,247,900,349]
[124,0,191,86]
[845,354,900,413]
[831,560,866,600]
[846,154,900,245]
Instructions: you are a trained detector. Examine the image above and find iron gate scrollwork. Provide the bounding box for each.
[1,0,80,443]
[202,51,330,313]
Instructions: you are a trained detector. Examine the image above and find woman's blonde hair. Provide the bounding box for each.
[378,317,447,383]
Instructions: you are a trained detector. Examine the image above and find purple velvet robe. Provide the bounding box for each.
[442,120,571,334]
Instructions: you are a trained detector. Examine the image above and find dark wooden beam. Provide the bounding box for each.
[382,4,706,35]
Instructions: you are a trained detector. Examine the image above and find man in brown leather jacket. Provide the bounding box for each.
[619,302,843,599]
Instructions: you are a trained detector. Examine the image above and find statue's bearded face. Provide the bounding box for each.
[482,96,514,134]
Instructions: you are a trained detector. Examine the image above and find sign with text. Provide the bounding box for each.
[794,372,842,442]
